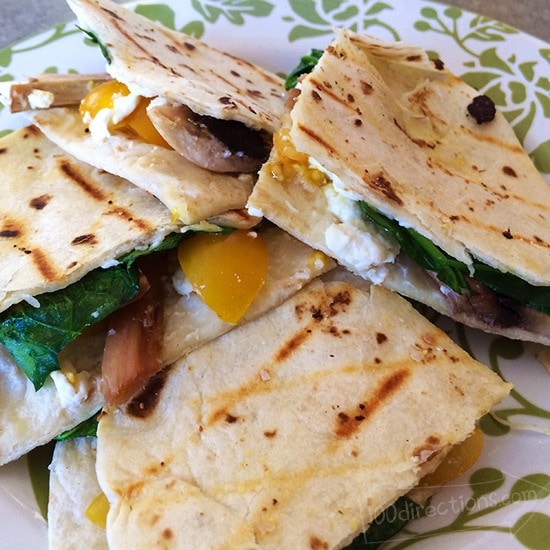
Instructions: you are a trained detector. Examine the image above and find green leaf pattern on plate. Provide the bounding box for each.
[389,469,550,549]
[284,0,399,42]
[0,2,549,548]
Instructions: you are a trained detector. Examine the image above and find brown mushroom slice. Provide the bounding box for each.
[147,103,272,173]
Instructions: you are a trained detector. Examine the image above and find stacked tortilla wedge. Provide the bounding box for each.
[48,271,510,549]
[248,29,550,344]
[28,0,287,224]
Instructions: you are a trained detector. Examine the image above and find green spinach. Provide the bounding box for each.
[0,263,140,390]
[285,48,323,90]
[360,202,550,314]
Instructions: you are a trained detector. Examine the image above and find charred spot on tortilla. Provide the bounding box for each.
[361,81,374,95]
[364,173,403,205]
[58,160,107,201]
[433,58,445,70]
[467,94,496,124]
[0,229,20,238]
[334,368,411,438]
[502,166,518,177]
[71,234,98,246]
[125,368,169,418]
[29,194,52,210]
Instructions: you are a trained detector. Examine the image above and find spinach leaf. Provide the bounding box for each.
[345,497,423,549]
[55,413,99,441]
[360,202,469,293]
[120,231,190,265]
[360,201,550,314]
[77,26,111,64]
[285,48,323,90]
[471,262,550,314]
[0,263,140,389]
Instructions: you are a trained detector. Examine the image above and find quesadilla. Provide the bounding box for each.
[92,272,510,549]
[16,0,287,225]
[247,29,550,344]
[0,211,334,465]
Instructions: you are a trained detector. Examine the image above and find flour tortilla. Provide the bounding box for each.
[247,29,550,343]
[48,438,106,550]
[0,125,177,315]
[96,274,510,549]
[0,223,334,465]
[66,0,286,133]
[31,107,258,226]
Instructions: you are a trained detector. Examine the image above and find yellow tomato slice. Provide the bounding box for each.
[79,79,130,120]
[119,97,171,148]
[178,230,268,324]
[79,80,170,148]
[418,426,484,488]
[85,492,109,529]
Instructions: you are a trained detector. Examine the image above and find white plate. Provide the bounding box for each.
[0,1,549,549]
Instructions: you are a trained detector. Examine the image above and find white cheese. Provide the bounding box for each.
[172,268,194,297]
[325,221,396,283]
[27,89,54,109]
[88,91,141,142]
[318,167,399,283]
[50,365,93,410]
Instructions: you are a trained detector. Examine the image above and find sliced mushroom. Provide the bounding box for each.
[147,103,272,173]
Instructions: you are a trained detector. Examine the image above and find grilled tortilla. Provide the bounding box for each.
[0,125,177,315]
[48,438,106,550]
[31,107,257,226]
[95,273,510,549]
[247,29,550,344]
[0,221,334,465]
[23,0,287,223]
[66,0,285,133]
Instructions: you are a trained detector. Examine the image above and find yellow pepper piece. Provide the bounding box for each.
[418,426,484,488]
[79,80,171,148]
[85,492,109,529]
[178,230,268,324]
[271,127,329,185]
[79,79,130,120]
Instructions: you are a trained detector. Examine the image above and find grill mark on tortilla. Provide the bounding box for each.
[71,233,98,245]
[126,368,169,419]
[296,123,336,156]
[105,206,154,232]
[30,248,58,282]
[460,124,525,154]
[362,172,403,205]
[29,194,52,210]
[58,160,107,201]
[393,118,436,149]
[334,368,411,438]
[420,178,550,249]
[0,217,23,239]
[424,154,548,212]
[308,76,358,111]
[106,14,177,75]
[310,536,330,549]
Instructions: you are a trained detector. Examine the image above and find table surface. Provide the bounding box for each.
[0,0,548,49]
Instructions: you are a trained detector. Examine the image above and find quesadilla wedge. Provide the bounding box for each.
[247,29,550,344]
[14,0,288,225]
[0,212,334,465]
[92,271,510,549]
